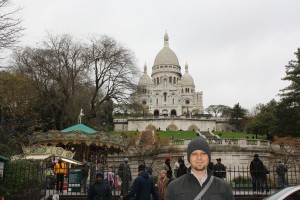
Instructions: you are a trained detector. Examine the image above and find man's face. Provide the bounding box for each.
[189,150,209,171]
[96,176,103,183]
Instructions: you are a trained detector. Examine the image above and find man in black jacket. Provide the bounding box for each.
[214,158,226,179]
[88,173,112,200]
[120,164,159,200]
[250,154,266,193]
[165,137,234,200]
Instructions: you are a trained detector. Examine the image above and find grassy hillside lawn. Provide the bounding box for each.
[108,130,267,140]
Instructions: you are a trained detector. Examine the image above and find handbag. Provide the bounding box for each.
[194,176,214,200]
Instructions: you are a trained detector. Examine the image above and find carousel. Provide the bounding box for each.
[25,119,128,166]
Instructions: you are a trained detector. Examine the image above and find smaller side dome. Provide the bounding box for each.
[181,63,194,86]
[138,63,152,85]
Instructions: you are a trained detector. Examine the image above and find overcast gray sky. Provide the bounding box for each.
[11,0,300,111]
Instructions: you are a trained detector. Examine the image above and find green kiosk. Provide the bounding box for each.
[68,168,82,192]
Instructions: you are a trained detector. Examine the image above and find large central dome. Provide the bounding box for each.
[153,32,180,67]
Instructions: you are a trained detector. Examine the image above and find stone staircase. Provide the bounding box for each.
[199,131,219,139]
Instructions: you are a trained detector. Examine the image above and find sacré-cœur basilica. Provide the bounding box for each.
[114,33,228,133]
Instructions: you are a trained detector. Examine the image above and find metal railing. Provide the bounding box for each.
[1,163,299,200]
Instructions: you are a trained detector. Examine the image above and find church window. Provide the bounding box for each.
[169,77,172,83]
[156,98,158,105]
[164,92,167,102]
[142,100,147,105]
[185,99,190,104]
[182,89,184,93]
[154,79,156,85]
[173,77,176,84]
[157,77,159,84]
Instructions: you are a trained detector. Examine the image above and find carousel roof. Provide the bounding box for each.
[28,123,128,152]
[61,123,97,133]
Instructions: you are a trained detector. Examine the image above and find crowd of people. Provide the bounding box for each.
[48,137,289,199]
[84,137,235,200]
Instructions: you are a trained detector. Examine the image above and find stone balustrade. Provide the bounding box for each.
[171,138,271,149]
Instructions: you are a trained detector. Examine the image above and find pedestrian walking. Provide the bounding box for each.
[120,164,159,200]
[157,170,169,200]
[165,137,234,200]
[88,172,112,200]
[276,161,287,189]
[176,159,187,178]
[118,158,132,195]
[173,156,183,178]
[214,158,226,179]
[162,157,172,173]
[250,154,265,193]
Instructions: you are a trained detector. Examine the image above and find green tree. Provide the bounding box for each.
[277,48,300,136]
[229,103,247,131]
[205,105,231,117]
[245,99,277,136]
[0,71,37,156]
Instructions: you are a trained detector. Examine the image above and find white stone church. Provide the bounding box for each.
[134,32,204,117]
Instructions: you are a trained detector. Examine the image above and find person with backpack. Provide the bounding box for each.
[250,154,265,193]
[165,137,234,200]
[120,164,159,200]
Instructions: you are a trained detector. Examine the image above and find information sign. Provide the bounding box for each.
[68,168,81,192]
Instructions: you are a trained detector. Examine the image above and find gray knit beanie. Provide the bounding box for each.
[187,137,211,162]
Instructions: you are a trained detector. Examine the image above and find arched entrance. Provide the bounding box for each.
[154,110,159,117]
[188,125,199,132]
[146,124,157,132]
[167,124,178,131]
[171,109,177,116]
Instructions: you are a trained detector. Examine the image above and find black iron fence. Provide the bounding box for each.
[0,162,299,200]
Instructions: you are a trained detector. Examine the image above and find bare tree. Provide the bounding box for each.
[85,35,140,119]
[273,136,300,167]
[13,34,90,129]
[127,131,178,167]
[0,0,24,53]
